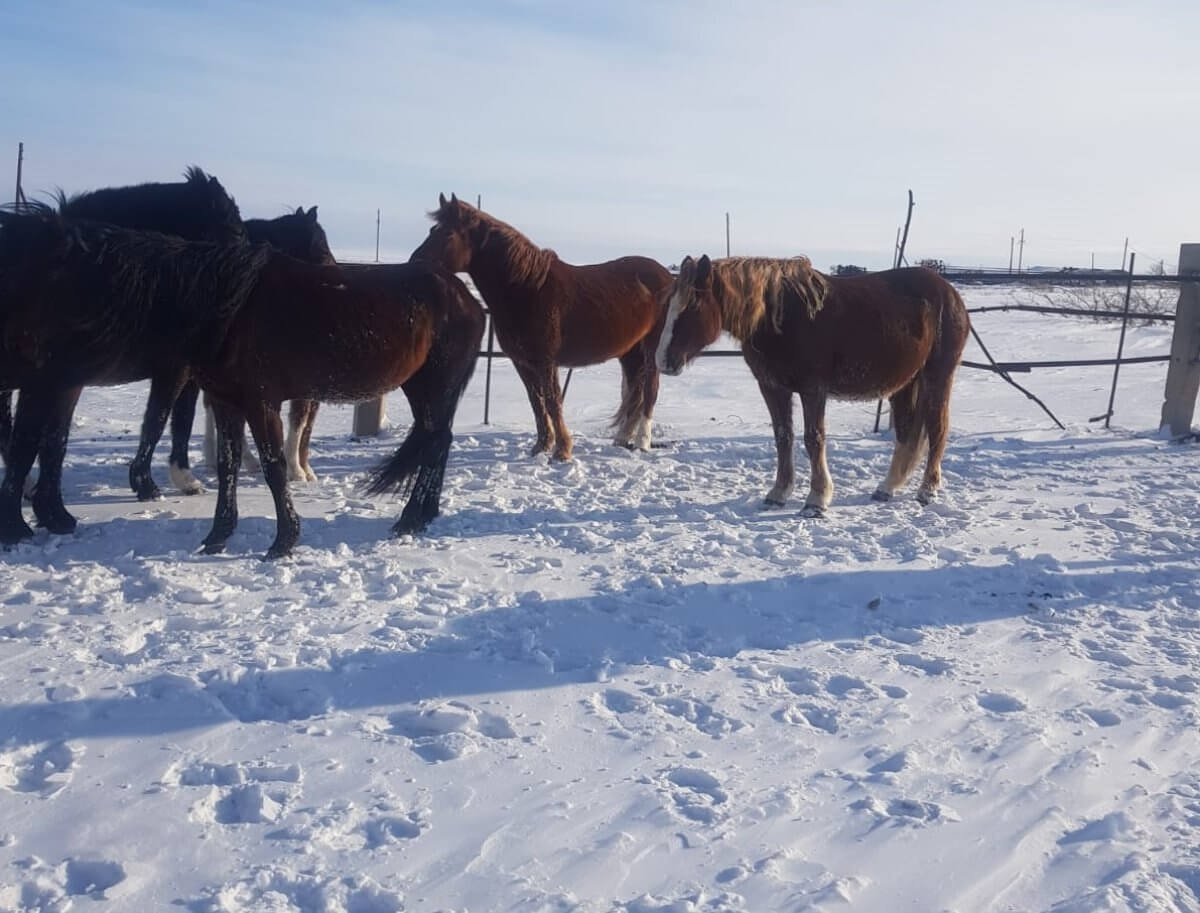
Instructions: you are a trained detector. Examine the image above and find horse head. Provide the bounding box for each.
[183,166,248,245]
[656,255,722,376]
[410,192,479,272]
[245,206,335,265]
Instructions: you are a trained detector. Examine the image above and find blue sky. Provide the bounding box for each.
[3,1,1197,270]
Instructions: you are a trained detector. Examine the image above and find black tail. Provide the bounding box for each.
[363,428,451,497]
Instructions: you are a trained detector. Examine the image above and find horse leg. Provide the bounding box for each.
[286,399,318,482]
[0,390,12,466]
[0,387,53,544]
[285,400,307,482]
[31,385,84,535]
[167,378,205,495]
[245,402,299,559]
[130,370,189,501]
[613,347,654,450]
[873,380,927,502]
[798,390,832,516]
[546,368,573,461]
[200,399,246,555]
[756,377,795,507]
[513,361,554,457]
[916,376,952,505]
[299,401,319,481]
[638,346,661,451]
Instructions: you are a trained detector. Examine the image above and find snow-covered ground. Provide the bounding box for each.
[3,285,1199,913]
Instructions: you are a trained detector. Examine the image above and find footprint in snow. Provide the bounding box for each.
[0,742,83,797]
[658,767,729,825]
[389,700,517,762]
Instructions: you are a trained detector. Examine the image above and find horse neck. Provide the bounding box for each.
[465,228,548,307]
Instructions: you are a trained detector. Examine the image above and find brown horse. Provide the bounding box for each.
[196,257,485,558]
[657,256,969,513]
[410,194,672,460]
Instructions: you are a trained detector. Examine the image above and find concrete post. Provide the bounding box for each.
[1160,244,1200,438]
[353,397,386,438]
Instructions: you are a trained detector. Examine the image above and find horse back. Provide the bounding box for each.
[548,256,673,366]
[206,258,445,404]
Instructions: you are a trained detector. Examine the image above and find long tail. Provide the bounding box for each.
[363,428,452,497]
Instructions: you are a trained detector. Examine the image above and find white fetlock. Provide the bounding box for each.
[169,463,206,495]
[303,464,317,483]
[632,416,653,451]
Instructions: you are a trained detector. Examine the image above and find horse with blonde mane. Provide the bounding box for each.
[657,255,969,513]
[411,194,672,460]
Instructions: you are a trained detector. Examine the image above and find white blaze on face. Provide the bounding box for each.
[655,286,686,374]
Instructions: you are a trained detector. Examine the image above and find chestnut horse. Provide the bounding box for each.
[657,256,969,513]
[411,194,672,460]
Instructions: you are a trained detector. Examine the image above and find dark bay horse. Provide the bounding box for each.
[657,256,969,513]
[227,206,336,485]
[0,205,270,544]
[195,258,484,558]
[54,166,250,501]
[411,194,672,460]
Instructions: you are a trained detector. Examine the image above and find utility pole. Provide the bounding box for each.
[1009,237,1015,273]
[1091,252,1095,270]
[725,212,731,257]
[14,142,25,209]
[1120,236,1129,271]
[374,209,380,262]
[1017,228,1025,272]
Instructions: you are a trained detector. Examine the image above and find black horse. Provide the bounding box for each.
[0,204,270,544]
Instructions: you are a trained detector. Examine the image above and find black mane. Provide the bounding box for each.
[56,166,247,245]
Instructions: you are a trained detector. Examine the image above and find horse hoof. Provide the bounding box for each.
[871,489,892,503]
[391,516,429,538]
[135,486,162,503]
[0,520,36,545]
[800,504,827,519]
[762,497,786,509]
[917,489,937,506]
[200,540,226,555]
[263,543,294,560]
[35,513,77,535]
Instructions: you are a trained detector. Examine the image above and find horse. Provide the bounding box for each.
[197,206,337,485]
[0,207,485,557]
[656,255,969,513]
[0,167,249,497]
[0,204,270,545]
[410,193,672,460]
[54,166,254,501]
[194,257,485,558]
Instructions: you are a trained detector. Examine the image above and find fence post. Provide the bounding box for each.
[353,398,386,438]
[482,313,495,424]
[1160,244,1200,438]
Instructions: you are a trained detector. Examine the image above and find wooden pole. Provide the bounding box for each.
[1103,253,1135,429]
[1160,244,1200,438]
[1009,237,1015,274]
[482,316,496,424]
[1120,236,1129,271]
[374,208,380,262]
[895,190,914,268]
[725,212,731,257]
[14,142,25,208]
[1017,228,1025,272]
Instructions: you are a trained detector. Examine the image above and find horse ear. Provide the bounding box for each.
[695,255,712,288]
[438,192,448,208]
[295,206,305,216]
[307,206,318,221]
[451,193,459,205]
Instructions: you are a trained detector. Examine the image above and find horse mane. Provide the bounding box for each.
[54,167,245,244]
[0,207,269,360]
[712,257,830,338]
[434,203,556,288]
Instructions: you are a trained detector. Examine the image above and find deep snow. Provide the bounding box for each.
[2,285,1200,913]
